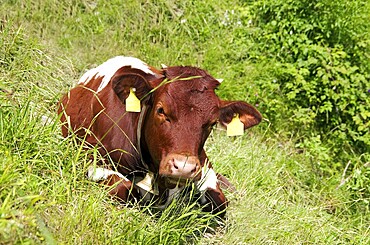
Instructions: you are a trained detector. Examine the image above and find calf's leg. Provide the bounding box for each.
[87,167,139,202]
[105,174,140,202]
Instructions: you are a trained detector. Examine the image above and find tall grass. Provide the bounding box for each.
[1,0,369,244]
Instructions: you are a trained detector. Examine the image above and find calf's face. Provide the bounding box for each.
[142,67,262,186]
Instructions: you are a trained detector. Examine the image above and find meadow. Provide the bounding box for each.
[1,0,369,244]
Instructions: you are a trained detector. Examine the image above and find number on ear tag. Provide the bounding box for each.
[126,88,141,112]
[227,114,244,136]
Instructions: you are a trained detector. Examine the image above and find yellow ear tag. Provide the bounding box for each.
[227,114,244,136]
[126,88,141,112]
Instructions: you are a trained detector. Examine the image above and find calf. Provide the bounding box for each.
[58,56,262,215]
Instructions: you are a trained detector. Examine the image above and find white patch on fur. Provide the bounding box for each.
[87,166,129,182]
[216,78,224,83]
[78,56,154,92]
[135,172,159,195]
[78,67,99,85]
[196,166,218,191]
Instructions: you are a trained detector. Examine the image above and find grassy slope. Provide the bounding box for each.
[0,0,369,244]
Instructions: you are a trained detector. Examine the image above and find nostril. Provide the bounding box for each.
[166,154,200,177]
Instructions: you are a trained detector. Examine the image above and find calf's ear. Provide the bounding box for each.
[219,100,262,129]
[111,72,152,103]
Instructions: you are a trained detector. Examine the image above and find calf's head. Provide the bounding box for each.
[112,65,262,186]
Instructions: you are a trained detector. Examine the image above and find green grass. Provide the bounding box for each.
[1,0,369,244]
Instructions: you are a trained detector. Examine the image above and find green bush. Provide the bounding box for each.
[240,0,370,159]
[233,0,370,204]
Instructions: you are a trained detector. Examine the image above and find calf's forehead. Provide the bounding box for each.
[156,81,220,116]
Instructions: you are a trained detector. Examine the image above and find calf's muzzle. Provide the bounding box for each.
[159,153,201,180]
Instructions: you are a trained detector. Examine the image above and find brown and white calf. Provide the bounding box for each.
[58,56,262,215]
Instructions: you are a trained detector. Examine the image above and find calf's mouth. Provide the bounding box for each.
[158,153,202,183]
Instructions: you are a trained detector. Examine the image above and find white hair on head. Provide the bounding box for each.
[78,56,154,92]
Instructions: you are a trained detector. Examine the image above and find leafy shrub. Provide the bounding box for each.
[233,0,370,204]
[239,0,370,160]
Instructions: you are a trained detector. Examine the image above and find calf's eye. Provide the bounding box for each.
[157,107,165,115]
[156,107,171,123]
